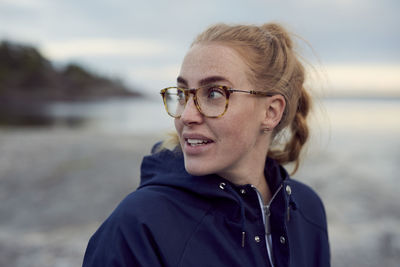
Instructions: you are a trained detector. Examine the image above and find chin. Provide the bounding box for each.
[184,164,209,177]
[183,157,215,177]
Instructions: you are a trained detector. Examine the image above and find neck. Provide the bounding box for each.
[255,175,272,205]
[218,134,273,204]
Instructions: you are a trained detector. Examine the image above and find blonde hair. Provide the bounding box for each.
[165,22,311,173]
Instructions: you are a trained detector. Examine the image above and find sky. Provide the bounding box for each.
[0,0,399,98]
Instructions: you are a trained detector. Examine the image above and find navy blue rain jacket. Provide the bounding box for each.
[83,147,330,267]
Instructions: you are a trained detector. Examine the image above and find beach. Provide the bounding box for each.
[0,98,399,267]
[0,128,160,266]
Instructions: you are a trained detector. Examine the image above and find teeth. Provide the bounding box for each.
[187,139,210,146]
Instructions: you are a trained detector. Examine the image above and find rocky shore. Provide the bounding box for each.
[0,40,141,127]
[0,126,399,267]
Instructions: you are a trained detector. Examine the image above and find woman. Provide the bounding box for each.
[83,23,330,267]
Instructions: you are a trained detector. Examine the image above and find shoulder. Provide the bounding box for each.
[114,186,202,223]
[114,188,170,224]
[286,178,328,230]
[106,184,213,239]
[88,189,172,243]
[84,186,212,266]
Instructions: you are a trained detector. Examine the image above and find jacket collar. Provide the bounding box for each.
[139,146,289,205]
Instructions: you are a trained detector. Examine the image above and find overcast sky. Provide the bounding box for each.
[1,0,399,96]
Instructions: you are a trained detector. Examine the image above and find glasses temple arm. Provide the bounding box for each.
[229,89,275,97]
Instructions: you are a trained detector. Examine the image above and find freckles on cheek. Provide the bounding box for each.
[221,118,257,150]
[174,119,182,133]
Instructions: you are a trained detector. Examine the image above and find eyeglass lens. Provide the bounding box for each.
[164,86,227,117]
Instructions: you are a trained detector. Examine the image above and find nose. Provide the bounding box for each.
[179,95,203,125]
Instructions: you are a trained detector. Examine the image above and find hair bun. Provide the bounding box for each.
[261,23,293,49]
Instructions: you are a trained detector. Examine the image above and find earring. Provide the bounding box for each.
[263,127,271,133]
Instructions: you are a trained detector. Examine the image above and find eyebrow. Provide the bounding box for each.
[176,76,188,86]
[177,76,230,87]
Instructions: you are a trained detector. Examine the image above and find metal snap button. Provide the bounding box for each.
[280,236,286,244]
[240,189,246,194]
[254,236,261,243]
[219,182,226,190]
[285,185,292,195]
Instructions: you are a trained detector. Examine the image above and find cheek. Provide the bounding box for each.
[174,119,184,144]
[174,119,182,133]
[216,114,259,149]
[219,110,260,147]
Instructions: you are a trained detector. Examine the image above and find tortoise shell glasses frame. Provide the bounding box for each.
[160,85,275,118]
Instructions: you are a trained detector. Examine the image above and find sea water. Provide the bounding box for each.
[47,97,400,135]
[46,97,174,134]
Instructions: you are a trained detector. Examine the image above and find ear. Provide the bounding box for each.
[261,94,286,131]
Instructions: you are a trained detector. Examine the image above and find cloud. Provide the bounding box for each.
[320,64,400,96]
[125,64,182,96]
[129,65,180,82]
[41,38,171,60]
[0,0,49,8]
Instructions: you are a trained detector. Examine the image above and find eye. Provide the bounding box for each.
[176,89,186,103]
[177,89,184,98]
[207,86,226,99]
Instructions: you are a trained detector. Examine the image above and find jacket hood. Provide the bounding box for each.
[138,145,288,201]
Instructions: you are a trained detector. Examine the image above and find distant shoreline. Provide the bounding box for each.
[323,95,400,101]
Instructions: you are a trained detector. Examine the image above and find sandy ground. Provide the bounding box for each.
[0,126,399,267]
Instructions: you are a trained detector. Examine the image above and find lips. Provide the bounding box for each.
[183,133,214,144]
[186,138,213,146]
[182,133,214,153]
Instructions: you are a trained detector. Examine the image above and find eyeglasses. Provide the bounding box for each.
[160,85,274,118]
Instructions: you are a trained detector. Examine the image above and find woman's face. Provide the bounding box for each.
[175,43,269,180]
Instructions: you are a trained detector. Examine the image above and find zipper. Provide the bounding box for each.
[252,184,283,267]
[253,184,283,232]
[264,184,283,234]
